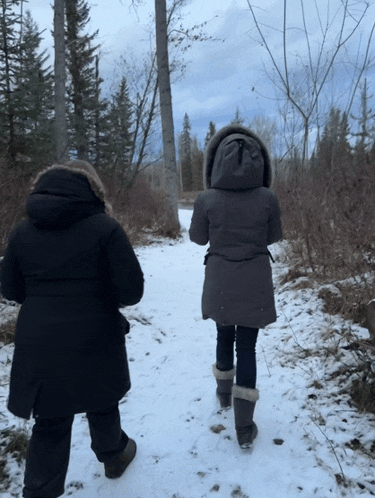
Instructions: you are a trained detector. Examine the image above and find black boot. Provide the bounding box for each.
[212,364,236,408]
[104,438,137,479]
[232,385,259,449]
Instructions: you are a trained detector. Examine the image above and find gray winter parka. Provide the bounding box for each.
[189,125,282,328]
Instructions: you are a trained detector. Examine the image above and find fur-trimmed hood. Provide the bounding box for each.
[31,160,110,209]
[27,160,112,230]
[204,125,273,190]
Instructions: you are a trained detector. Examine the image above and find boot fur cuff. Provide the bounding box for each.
[232,385,259,402]
[212,364,236,380]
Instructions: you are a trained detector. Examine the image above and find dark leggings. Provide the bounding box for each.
[23,403,128,498]
[216,324,259,389]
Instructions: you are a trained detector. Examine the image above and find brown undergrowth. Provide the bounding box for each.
[0,159,181,256]
[274,158,375,416]
[0,427,29,488]
[104,173,181,245]
[0,318,16,345]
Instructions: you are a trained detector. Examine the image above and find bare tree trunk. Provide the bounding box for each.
[54,0,68,162]
[155,0,180,232]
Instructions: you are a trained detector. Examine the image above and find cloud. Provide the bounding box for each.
[174,91,230,115]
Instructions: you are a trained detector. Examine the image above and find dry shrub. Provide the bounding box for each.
[103,173,180,245]
[318,285,371,327]
[0,159,180,256]
[350,380,375,415]
[179,190,201,208]
[0,427,30,487]
[279,267,308,286]
[0,318,16,345]
[0,428,29,463]
[0,159,33,255]
[274,156,375,415]
[274,160,375,283]
[274,156,375,323]
[0,459,9,487]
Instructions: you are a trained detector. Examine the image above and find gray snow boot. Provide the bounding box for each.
[232,385,259,449]
[104,438,137,479]
[212,364,236,408]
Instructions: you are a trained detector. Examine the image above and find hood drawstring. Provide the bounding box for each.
[238,140,244,167]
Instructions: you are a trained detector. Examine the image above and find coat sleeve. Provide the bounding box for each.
[105,223,144,307]
[267,192,282,245]
[189,194,209,246]
[0,229,26,304]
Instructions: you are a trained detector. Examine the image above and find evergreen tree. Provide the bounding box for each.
[351,79,375,156]
[101,77,133,175]
[180,112,193,191]
[191,135,204,190]
[204,120,216,148]
[230,106,245,125]
[12,10,55,161]
[65,0,101,160]
[0,0,21,156]
[315,107,351,175]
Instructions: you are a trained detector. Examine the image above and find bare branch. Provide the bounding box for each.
[346,21,375,114]
[246,0,372,162]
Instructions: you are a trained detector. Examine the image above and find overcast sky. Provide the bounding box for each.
[31,0,375,145]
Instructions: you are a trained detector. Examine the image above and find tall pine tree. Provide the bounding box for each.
[204,121,216,148]
[101,77,133,176]
[0,0,21,157]
[315,107,351,175]
[179,112,193,191]
[13,10,55,161]
[65,0,101,160]
[191,135,203,191]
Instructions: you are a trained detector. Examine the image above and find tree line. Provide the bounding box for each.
[178,77,375,193]
[0,0,155,190]
[177,109,250,192]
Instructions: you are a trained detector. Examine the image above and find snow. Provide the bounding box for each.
[1,208,375,498]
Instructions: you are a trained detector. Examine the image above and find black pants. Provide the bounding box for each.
[23,403,128,498]
[216,324,259,389]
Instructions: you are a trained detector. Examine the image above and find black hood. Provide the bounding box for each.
[26,169,105,230]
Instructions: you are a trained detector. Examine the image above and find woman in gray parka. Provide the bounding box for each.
[189,124,282,449]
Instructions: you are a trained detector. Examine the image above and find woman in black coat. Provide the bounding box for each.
[0,160,144,498]
[189,125,282,449]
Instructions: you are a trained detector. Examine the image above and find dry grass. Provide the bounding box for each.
[0,318,16,345]
[318,285,371,327]
[274,153,375,415]
[274,160,375,323]
[0,428,29,463]
[0,160,181,255]
[0,427,29,487]
[0,160,35,255]
[102,173,181,245]
[274,162,375,283]
[350,380,375,415]
[179,190,201,208]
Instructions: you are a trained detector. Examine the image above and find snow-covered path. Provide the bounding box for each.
[1,209,375,498]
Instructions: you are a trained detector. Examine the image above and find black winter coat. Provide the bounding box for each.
[189,125,282,328]
[0,166,144,419]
